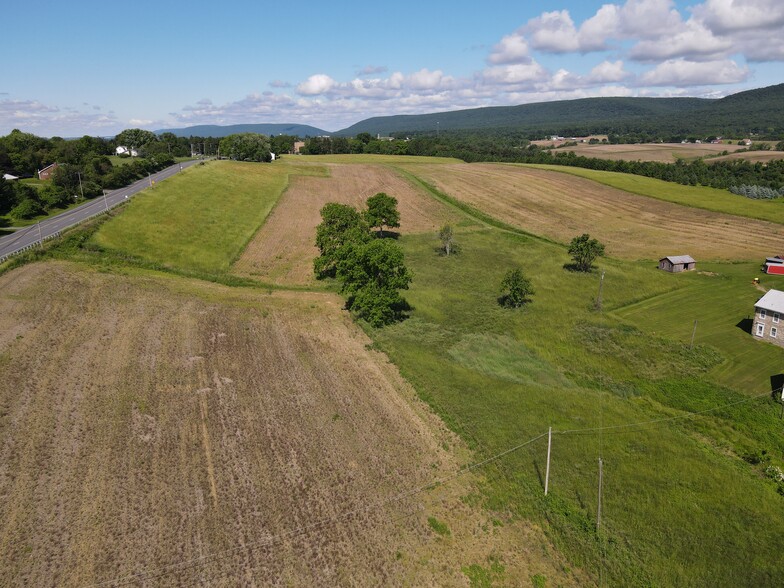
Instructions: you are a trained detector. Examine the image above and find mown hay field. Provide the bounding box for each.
[0,261,580,586]
[233,163,466,286]
[395,162,784,260]
[547,141,746,163]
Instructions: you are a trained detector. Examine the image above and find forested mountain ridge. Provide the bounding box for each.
[334,83,784,139]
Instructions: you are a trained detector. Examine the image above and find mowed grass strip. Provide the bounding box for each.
[526,163,784,225]
[92,160,293,273]
[613,262,784,394]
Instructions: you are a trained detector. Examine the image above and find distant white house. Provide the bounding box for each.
[115,146,138,157]
[2,173,19,181]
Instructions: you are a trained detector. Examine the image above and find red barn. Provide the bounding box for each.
[37,162,59,180]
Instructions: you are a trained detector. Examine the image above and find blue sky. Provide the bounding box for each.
[2,0,782,136]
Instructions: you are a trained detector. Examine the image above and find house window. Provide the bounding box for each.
[774,313,780,324]
[756,323,765,336]
[773,327,778,338]
[760,309,767,319]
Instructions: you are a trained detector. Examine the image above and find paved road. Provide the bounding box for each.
[0,159,204,261]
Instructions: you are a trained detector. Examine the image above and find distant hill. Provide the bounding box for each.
[154,123,331,138]
[334,83,784,138]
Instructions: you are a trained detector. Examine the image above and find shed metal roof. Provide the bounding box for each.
[755,289,784,314]
[661,255,695,264]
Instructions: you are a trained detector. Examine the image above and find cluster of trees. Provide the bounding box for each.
[218,133,272,162]
[301,133,408,156]
[0,128,180,219]
[313,194,410,326]
[728,185,784,199]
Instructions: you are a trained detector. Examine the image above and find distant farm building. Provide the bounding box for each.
[293,141,305,154]
[37,163,59,180]
[764,256,784,275]
[659,255,696,273]
[115,146,138,157]
[753,289,784,347]
[2,173,19,181]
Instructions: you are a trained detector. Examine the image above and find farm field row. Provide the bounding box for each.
[533,141,748,163]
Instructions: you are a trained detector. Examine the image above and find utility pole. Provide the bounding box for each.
[597,457,604,531]
[690,319,698,349]
[102,189,109,212]
[544,426,552,496]
[77,171,84,200]
[37,221,43,247]
[595,270,606,311]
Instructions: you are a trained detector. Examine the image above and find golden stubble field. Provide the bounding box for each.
[531,141,750,163]
[399,162,784,261]
[233,163,464,286]
[0,262,580,586]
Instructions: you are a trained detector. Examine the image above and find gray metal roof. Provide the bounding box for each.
[661,255,695,264]
[755,289,784,314]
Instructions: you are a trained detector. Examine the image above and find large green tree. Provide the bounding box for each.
[365,192,400,237]
[218,133,271,162]
[114,128,157,154]
[568,233,605,272]
[336,238,412,326]
[314,203,373,279]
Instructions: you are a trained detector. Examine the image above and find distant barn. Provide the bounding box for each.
[37,162,59,181]
[764,256,784,275]
[659,255,696,273]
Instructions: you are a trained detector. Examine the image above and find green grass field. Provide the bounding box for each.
[369,224,784,586]
[92,160,326,274]
[526,163,784,225]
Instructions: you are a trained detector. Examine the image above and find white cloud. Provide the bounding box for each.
[692,0,784,34]
[358,65,388,76]
[297,74,337,96]
[481,62,550,87]
[0,99,120,136]
[524,10,580,53]
[487,33,530,64]
[639,58,749,86]
[588,60,630,83]
[629,18,732,61]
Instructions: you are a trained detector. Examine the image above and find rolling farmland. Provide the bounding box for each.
[3,155,784,586]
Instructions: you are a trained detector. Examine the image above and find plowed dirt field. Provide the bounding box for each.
[233,163,463,285]
[399,162,784,261]
[0,262,579,586]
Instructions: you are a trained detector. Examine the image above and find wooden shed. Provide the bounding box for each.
[659,255,696,273]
